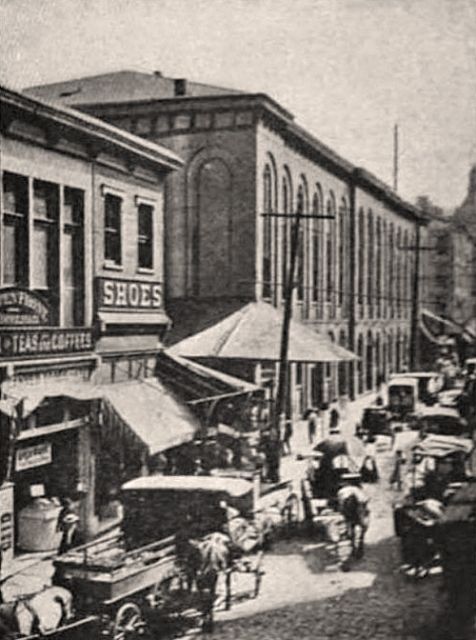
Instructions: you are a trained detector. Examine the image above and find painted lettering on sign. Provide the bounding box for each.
[0,288,50,326]
[16,442,52,471]
[0,328,94,358]
[96,277,163,310]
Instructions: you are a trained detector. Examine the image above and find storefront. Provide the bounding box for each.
[0,288,98,560]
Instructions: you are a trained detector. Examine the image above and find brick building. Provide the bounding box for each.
[26,71,426,412]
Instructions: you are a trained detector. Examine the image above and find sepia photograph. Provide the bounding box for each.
[0,0,475,638]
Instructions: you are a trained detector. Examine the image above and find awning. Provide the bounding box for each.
[169,301,358,363]
[0,380,100,417]
[100,379,199,455]
[420,309,476,345]
[155,350,261,404]
[0,376,199,455]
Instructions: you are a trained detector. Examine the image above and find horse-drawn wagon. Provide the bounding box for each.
[393,435,474,577]
[1,475,270,639]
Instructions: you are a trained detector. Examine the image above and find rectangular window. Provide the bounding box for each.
[2,172,28,286]
[32,180,59,320]
[63,187,84,326]
[138,203,154,270]
[104,194,122,265]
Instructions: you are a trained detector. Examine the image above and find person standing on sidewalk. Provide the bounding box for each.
[329,400,340,432]
[305,408,318,445]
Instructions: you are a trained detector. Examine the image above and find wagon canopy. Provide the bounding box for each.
[412,435,474,459]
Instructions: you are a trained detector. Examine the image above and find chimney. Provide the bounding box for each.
[174,78,187,96]
[154,70,163,77]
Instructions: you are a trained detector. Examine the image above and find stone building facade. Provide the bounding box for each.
[26,71,426,410]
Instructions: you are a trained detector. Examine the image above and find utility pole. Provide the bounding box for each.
[393,124,399,192]
[262,209,334,481]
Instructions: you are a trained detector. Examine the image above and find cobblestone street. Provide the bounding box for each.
[212,409,447,640]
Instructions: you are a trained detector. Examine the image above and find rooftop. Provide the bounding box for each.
[1,83,183,171]
[25,69,244,106]
[24,69,424,222]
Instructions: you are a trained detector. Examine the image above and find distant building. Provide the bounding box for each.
[419,167,476,364]
[25,71,426,411]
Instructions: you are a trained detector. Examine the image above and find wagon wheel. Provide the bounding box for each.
[112,601,145,640]
[282,493,300,535]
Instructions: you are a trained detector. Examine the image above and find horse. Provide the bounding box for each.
[337,485,370,561]
[0,585,73,637]
[176,532,232,632]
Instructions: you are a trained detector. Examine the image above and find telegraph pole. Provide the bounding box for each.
[262,209,334,481]
[393,124,399,192]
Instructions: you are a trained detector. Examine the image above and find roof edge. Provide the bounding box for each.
[1,84,183,171]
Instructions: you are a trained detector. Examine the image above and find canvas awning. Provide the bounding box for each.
[169,301,357,363]
[100,379,199,455]
[155,350,261,404]
[0,377,199,455]
[420,309,476,345]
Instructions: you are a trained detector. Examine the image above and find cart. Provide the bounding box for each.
[51,529,179,639]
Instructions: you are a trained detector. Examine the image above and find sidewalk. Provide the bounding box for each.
[1,392,381,601]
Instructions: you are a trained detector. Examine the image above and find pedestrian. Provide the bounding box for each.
[389,449,405,491]
[360,435,379,483]
[306,407,318,445]
[282,416,293,455]
[57,497,79,555]
[329,400,340,432]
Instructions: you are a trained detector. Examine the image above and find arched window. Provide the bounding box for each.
[296,181,307,302]
[193,158,232,297]
[338,200,346,307]
[326,195,335,303]
[403,230,409,317]
[262,164,272,300]
[367,210,374,314]
[376,217,382,317]
[389,223,394,317]
[396,228,402,317]
[358,208,365,306]
[281,169,292,295]
[311,190,321,302]
[382,220,387,317]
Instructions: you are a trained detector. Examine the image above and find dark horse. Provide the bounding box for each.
[176,532,232,632]
[337,485,370,561]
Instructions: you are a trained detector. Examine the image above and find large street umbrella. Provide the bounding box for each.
[170,301,358,363]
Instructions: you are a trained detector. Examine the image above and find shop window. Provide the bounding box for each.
[104,193,122,266]
[2,172,28,286]
[138,203,154,270]
[63,187,84,326]
[32,180,59,320]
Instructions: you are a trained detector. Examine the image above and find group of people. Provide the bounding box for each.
[305,401,341,446]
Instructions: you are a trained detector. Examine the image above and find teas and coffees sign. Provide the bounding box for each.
[96,277,163,311]
[0,287,94,359]
[0,328,93,358]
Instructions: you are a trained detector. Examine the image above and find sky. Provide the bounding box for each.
[1,0,475,210]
